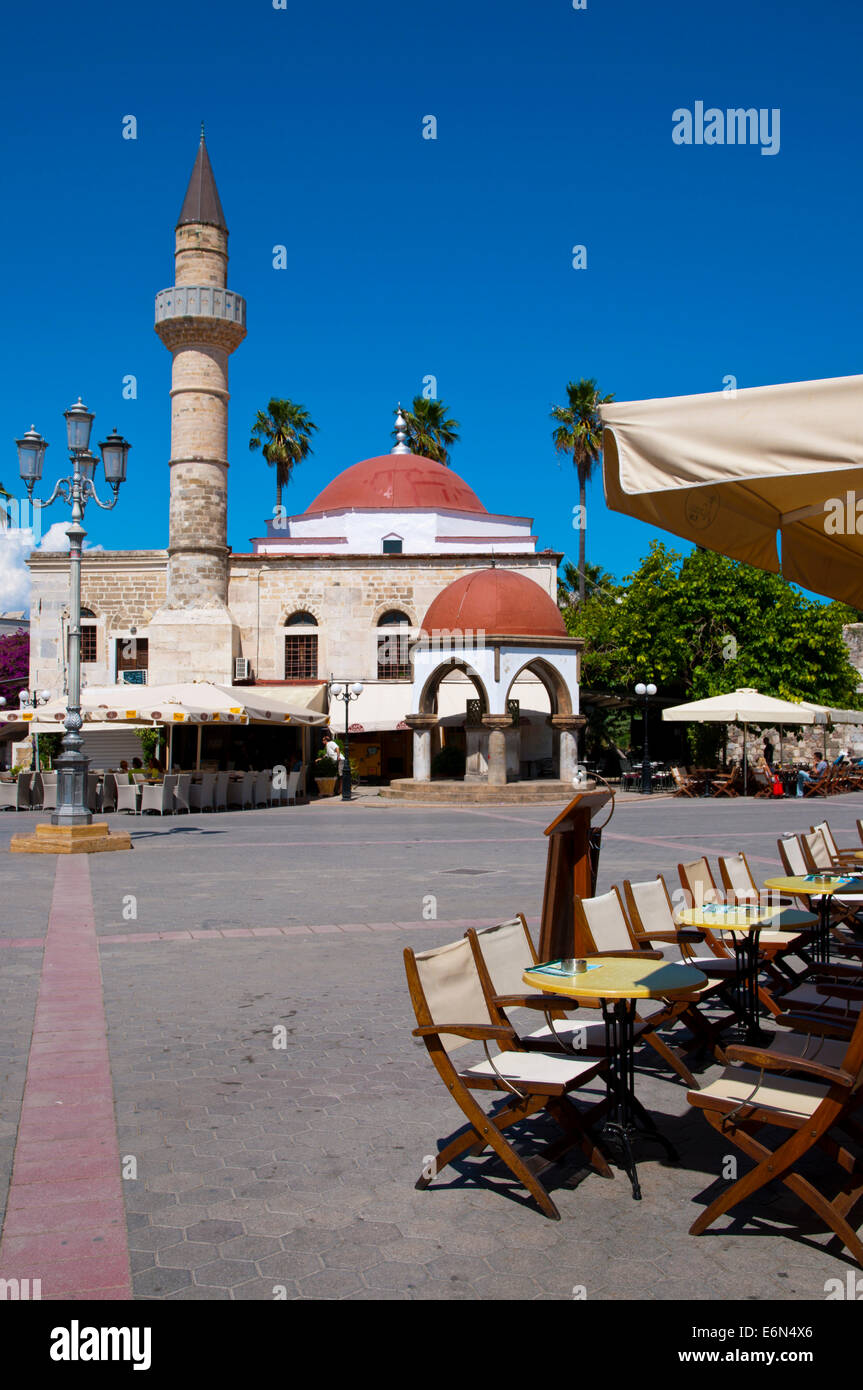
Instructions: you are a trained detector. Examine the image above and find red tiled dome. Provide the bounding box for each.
[304,453,487,515]
[421,569,567,639]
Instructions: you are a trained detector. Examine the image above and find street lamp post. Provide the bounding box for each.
[634,681,657,794]
[328,679,363,801]
[17,688,52,773]
[16,400,130,826]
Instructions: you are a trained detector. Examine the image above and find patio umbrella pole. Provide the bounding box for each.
[168,723,174,773]
[196,725,202,772]
[743,723,747,795]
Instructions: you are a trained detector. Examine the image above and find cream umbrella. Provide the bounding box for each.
[662,687,818,793]
[600,374,863,606]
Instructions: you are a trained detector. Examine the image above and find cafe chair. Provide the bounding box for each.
[710,766,740,798]
[468,910,700,1089]
[254,770,272,808]
[213,771,229,812]
[802,766,831,797]
[671,766,699,797]
[679,856,811,1012]
[405,936,613,1220]
[141,774,178,816]
[687,998,863,1266]
[286,769,301,805]
[190,772,216,812]
[809,821,862,867]
[622,875,742,1063]
[98,772,117,814]
[115,778,140,814]
[716,851,812,981]
[0,772,33,811]
[228,771,254,810]
[173,773,192,814]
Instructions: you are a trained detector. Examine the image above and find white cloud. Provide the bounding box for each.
[0,521,102,615]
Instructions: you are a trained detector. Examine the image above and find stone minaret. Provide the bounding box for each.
[148,130,246,684]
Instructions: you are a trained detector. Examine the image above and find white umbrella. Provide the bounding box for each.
[662,687,817,793]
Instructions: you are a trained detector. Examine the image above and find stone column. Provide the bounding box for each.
[482,715,512,786]
[551,714,586,783]
[405,714,438,783]
[464,727,489,782]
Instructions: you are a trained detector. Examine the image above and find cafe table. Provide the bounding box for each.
[522,955,706,1201]
[675,902,811,1044]
[762,874,861,966]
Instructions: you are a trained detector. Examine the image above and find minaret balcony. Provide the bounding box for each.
[155,285,246,352]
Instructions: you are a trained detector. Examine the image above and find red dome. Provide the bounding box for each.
[304,453,487,515]
[421,569,568,639]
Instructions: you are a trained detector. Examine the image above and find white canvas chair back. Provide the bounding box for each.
[414,937,493,1053]
[811,821,838,857]
[680,857,721,908]
[116,779,139,813]
[718,853,758,902]
[779,834,808,877]
[627,878,676,933]
[804,829,832,870]
[254,771,271,805]
[286,770,300,803]
[471,919,534,997]
[99,772,116,812]
[17,772,33,809]
[580,891,631,951]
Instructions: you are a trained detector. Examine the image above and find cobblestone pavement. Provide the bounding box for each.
[2,792,863,1299]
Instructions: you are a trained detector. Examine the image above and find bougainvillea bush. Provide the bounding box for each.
[0,629,29,706]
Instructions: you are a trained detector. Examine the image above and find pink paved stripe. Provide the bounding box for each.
[0,857,132,1300]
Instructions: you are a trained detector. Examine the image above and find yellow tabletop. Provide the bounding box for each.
[677,904,816,933]
[523,957,707,1002]
[763,874,862,897]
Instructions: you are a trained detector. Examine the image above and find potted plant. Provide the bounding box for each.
[313,753,339,796]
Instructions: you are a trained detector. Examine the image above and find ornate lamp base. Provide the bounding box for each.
[10,822,133,855]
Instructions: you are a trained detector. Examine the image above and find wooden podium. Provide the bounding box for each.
[537,790,613,961]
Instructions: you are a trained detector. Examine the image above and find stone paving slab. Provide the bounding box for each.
[4,793,863,1300]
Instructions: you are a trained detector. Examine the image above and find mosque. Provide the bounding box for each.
[26,135,584,789]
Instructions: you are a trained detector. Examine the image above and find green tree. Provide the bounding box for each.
[551,378,615,602]
[394,396,460,465]
[564,541,863,709]
[249,399,318,513]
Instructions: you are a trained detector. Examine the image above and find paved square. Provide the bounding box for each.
[1,790,862,1299]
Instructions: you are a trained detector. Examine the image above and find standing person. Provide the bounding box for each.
[324,732,345,787]
[762,737,774,767]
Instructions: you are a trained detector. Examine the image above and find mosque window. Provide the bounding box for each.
[377,611,412,680]
[382,536,403,554]
[80,609,97,664]
[284,612,318,680]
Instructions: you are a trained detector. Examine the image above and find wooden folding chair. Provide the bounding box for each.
[671,767,699,797]
[710,766,740,798]
[802,767,831,797]
[717,851,812,981]
[678,857,805,1018]
[810,821,863,867]
[405,936,612,1220]
[466,911,698,1088]
[687,993,863,1264]
[622,875,743,1063]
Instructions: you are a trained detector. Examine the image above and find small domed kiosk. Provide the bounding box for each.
[384,567,585,802]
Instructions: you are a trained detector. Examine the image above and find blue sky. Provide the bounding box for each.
[2,0,861,594]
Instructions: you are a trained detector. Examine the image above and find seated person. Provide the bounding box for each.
[797,756,828,797]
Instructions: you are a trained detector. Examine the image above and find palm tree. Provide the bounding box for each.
[249,399,318,513]
[551,378,614,602]
[394,396,460,465]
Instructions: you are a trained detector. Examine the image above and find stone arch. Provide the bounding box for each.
[418,656,490,717]
[504,656,573,716]
[278,600,323,627]
[371,598,418,627]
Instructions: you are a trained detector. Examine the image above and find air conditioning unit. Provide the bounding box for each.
[234,657,251,682]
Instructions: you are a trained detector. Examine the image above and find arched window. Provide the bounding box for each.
[80,608,97,664]
[377,610,412,680]
[284,612,318,679]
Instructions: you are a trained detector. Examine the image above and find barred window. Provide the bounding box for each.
[377,610,412,680]
[80,609,97,663]
[284,612,318,680]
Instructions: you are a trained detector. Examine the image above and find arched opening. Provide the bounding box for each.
[504,657,573,717]
[418,658,490,717]
[284,612,318,680]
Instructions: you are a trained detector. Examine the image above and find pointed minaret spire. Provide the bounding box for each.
[391,403,411,455]
[177,127,227,231]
